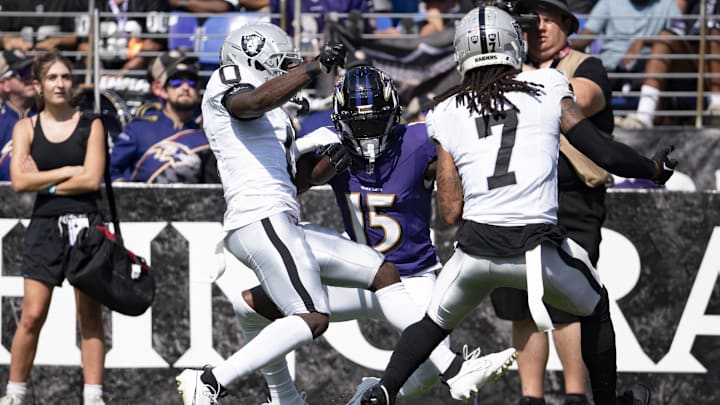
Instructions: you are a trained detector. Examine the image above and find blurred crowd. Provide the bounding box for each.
[0,0,718,185]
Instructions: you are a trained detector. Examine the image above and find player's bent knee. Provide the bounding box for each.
[249,286,284,320]
[241,289,254,308]
[298,312,330,338]
[370,261,401,291]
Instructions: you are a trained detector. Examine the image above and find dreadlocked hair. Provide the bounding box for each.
[433,65,543,119]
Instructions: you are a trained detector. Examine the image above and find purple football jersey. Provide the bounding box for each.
[329,123,439,277]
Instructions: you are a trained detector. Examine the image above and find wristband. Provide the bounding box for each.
[48,184,57,195]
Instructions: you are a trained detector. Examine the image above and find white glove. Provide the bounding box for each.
[295,127,341,155]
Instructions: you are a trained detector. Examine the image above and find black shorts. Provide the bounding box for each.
[490,287,580,324]
[21,214,101,286]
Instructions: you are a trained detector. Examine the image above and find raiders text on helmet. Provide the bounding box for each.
[220,22,302,84]
[453,5,527,76]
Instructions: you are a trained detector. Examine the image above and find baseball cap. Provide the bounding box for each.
[163,61,199,87]
[0,49,33,79]
[515,0,580,34]
[147,49,198,86]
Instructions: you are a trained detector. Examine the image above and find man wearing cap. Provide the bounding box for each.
[143,48,196,105]
[490,1,650,405]
[108,57,212,183]
[0,49,37,181]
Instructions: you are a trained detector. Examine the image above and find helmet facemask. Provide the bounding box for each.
[332,66,401,173]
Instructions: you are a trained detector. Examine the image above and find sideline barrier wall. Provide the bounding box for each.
[1,184,719,404]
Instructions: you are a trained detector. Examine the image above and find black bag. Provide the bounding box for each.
[65,112,155,316]
[66,224,154,316]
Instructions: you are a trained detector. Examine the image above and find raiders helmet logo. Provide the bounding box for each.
[241,34,266,57]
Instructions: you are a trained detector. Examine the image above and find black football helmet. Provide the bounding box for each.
[332,66,401,164]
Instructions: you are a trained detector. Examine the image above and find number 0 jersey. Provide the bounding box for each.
[427,68,573,227]
[329,123,439,277]
[202,64,300,231]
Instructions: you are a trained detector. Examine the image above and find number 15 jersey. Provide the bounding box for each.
[426,68,574,227]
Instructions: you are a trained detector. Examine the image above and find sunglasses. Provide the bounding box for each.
[167,78,197,88]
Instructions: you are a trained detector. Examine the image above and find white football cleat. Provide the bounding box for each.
[0,395,23,405]
[445,346,517,400]
[83,395,106,405]
[176,368,224,405]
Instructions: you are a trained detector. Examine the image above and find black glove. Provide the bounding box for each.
[650,144,678,185]
[321,143,352,173]
[316,43,347,74]
[285,96,310,116]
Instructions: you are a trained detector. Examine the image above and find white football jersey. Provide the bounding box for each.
[202,64,300,231]
[427,68,573,226]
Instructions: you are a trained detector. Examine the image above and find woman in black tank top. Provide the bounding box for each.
[4,51,108,405]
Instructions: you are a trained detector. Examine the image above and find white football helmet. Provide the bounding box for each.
[220,22,302,84]
[453,6,527,76]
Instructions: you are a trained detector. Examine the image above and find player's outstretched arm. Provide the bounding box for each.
[225,43,346,120]
[559,97,677,185]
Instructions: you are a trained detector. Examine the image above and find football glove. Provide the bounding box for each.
[650,144,678,185]
[283,96,310,117]
[316,43,347,74]
[321,143,352,173]
[295,128,341,155]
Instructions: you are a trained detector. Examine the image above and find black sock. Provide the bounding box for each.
[581,287,617,405]
[564,393,590,405]
[201,368,228,397]
[519,396,546,405]
[381,315,449,400]
[441,354,463,381]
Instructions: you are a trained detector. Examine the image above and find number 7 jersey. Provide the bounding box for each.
[426,68,574,227]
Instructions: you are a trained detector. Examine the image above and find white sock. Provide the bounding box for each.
[400,360,441,397]
[262,361,306,405]
[234,297,304,404]
[375,282,457,386]
[83,384,103,400]
[5,382,26,399]
[635,84,660,125]
[709,93,720,107]
[212,315,313,387]
[375,282,424,331]
[427,336,455,375]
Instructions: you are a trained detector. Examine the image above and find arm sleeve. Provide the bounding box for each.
[565,119,655,179]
